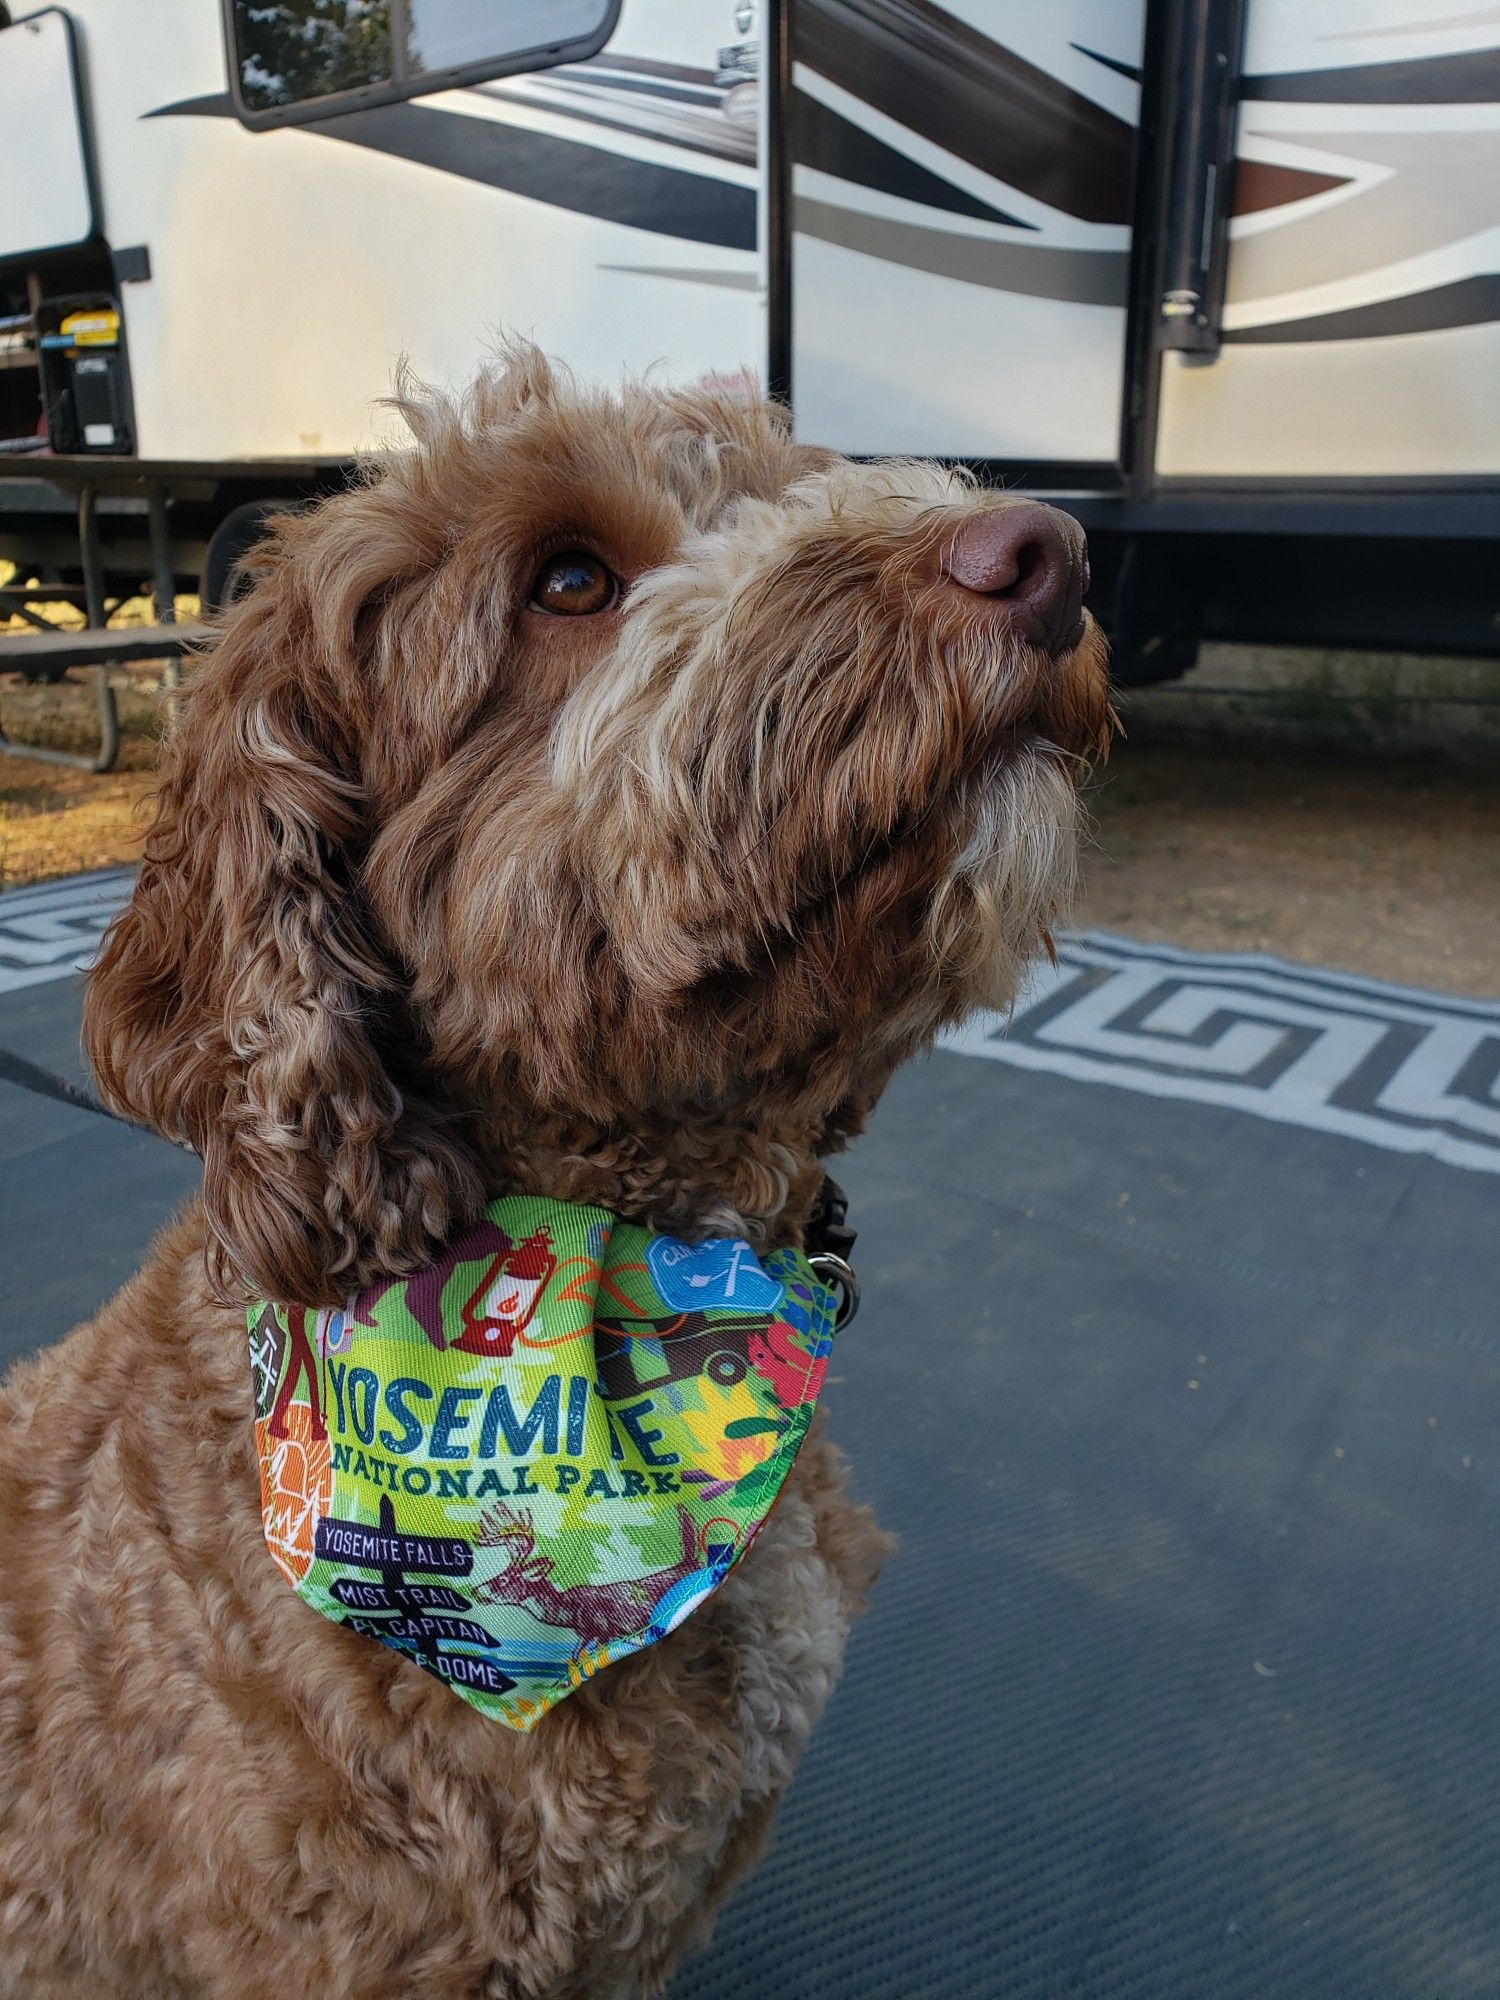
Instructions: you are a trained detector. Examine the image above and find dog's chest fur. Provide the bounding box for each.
[0,1203,884,2000]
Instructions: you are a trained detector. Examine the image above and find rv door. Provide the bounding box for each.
[775,0,1149,472]
[1154,3,1500,481]
[0,8,96,263]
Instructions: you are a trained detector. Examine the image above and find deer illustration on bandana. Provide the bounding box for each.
[248,1195,837,1730]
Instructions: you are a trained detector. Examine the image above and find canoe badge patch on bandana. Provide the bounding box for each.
[248,1195,837,1730]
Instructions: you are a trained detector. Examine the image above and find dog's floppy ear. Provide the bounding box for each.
[82,517,483,1307]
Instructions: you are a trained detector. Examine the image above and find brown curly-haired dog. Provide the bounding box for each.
[0,346,1110,1998]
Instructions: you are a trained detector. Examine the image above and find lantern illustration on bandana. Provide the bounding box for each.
[451,1228,558,1354]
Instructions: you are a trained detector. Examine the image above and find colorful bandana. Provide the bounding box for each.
[247,1195,836,1730]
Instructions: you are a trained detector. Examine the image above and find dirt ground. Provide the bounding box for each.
[2,663,1496,999]
[1080,734,1498,997]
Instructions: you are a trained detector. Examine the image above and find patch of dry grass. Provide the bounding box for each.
[0,559,187,889]
[0,668,164,890]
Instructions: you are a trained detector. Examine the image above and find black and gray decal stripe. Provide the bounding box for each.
[796,0,1137,225]
[576,54,719,89]
[319,103,754,247]
[1228,272,1500,344]
[148,93,753,250]
[1079,39,1500,104]
[492,84,753,166]
[1243,47,1500,103]
[1072,44,1141,85]
[796,199,1128,306]
[558,70,723,109]
[599,264,757,291]
[794,91,1034,227]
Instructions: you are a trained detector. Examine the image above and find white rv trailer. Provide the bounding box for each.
[0,0,1496,703]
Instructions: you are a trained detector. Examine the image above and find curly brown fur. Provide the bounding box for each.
[0,345,1111,1997]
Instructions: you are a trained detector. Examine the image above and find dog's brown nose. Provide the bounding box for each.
[940,503,1088,653]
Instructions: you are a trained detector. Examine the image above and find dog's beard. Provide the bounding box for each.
[925,737,1084,1017]
[921,610,1111,1019]
[557,629,1093,1027]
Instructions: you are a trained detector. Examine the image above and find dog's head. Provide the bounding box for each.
[84,346,1111,1303]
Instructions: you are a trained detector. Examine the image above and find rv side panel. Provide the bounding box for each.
[53,0,763,461]
[784,0,1148,464]
[1154,2,1500,480]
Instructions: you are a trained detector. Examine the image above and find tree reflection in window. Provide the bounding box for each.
[229,0,616,115]
[234,1,393,111]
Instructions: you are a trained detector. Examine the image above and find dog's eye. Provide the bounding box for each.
[529,551,619,616]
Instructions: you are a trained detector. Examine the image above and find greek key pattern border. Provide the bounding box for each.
[0,869,136,998]
[939,932,1500,1178]
[6,879,1497,1176]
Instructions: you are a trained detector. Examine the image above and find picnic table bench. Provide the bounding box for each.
[0,474,198,772]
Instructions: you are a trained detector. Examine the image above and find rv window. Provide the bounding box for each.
[0,9,96,259]
[225,0,619,125]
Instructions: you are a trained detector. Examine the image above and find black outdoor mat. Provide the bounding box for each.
[0,973,201,1364]
[2,973,1496,1998]
[675,1054,1499,2000]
